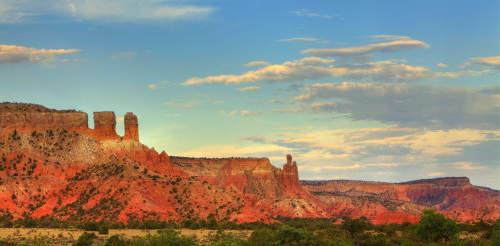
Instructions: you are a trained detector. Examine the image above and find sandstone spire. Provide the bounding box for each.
[124,112,139,141]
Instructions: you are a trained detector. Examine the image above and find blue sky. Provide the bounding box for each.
[1,0,499,188]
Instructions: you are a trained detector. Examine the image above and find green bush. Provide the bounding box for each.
[105,235,128,246]
[128,229,196,246]
[415,209,459,243]
[99,223,110,234]
[73,232,97,246]
[341,217,371,238]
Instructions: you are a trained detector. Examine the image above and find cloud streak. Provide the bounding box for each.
[301,37,429,58]
[462,56,500,69]
[236,86,261,92]
[0,0,215,23]
[182,57,430,85]
[0,44,79,63]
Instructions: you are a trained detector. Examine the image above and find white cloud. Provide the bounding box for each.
[428,172,445,177]
[245,61,271,67]
[0,44,79,63]
[182,57,430,85]
[236,86,261,92]
[301,37,429,58]
[148,84,158,90]
[450,162,486,170]
[291,9,334,19]
[434,69,489,78]
[223,109,261,116]
[279,37,322,43]
[437,63,448,68]
[462,56,500,69]
[244,127,498,180]
[0,0,215,23]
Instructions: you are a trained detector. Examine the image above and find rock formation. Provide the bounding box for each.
[124,112,139,141]
[93,112,120,141]
[0,102,498,225]
[302,178,500,224]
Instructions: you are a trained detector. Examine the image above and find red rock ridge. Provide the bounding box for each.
[1,102,499,225]
[302,178,500,224]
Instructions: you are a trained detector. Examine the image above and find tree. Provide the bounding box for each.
[415,209,459,243]
[341,217,371,237]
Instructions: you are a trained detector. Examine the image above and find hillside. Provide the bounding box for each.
[0,102,498,224]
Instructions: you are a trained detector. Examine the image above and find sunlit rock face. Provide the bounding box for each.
[302,178,500,224]
[0,102,498,224]
[123,112,139,141]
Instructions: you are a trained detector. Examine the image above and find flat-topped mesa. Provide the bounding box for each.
[92,111,120,141]
[123,112,139,141]
[0,103,89,132]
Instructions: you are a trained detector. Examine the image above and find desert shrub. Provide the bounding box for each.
[73,232,97,246]
[18,235,51,246]
[341,217,371,238]
[129,229,196,246]
[209,229,245,246]
[105,235,128,246]
[415,209,459,243]
[99,223,109,234]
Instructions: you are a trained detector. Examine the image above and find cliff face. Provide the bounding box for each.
[0,103,324,223]
[0,102,498,225]
[302,178,500,224]
[123,112,139,141]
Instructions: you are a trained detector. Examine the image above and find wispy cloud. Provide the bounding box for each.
[245,61,270,67]
[223,109,261,116]
[279,37,324,43]
[243,127,498,179]
[236,86,261,92]
[291,9,335,19]
[428,172,445,177]
[462,56,500,69]
[0,44,79,63]
[0,0,215,23]
[182,57,430,85]
[301,36,429,58]
[437,63,448,68]
[111,51,136,60]
[148,84,158,90]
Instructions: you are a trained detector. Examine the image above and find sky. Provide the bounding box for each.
[0,0,499,188]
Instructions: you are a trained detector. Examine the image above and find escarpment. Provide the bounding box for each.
[0,102,498,224]
[0,102,324,223]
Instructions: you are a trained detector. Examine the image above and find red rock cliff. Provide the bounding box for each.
[124,112,139,141]
[93,112,120,141]
[0,103,88,133]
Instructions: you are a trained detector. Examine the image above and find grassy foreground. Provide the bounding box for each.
[0,210,498,245]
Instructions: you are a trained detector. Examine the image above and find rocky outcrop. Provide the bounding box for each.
[302,178,500,224]
[279,154,302,195]
[92,112,120,141]
[124,112,139,141]
[0,102,499,225]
